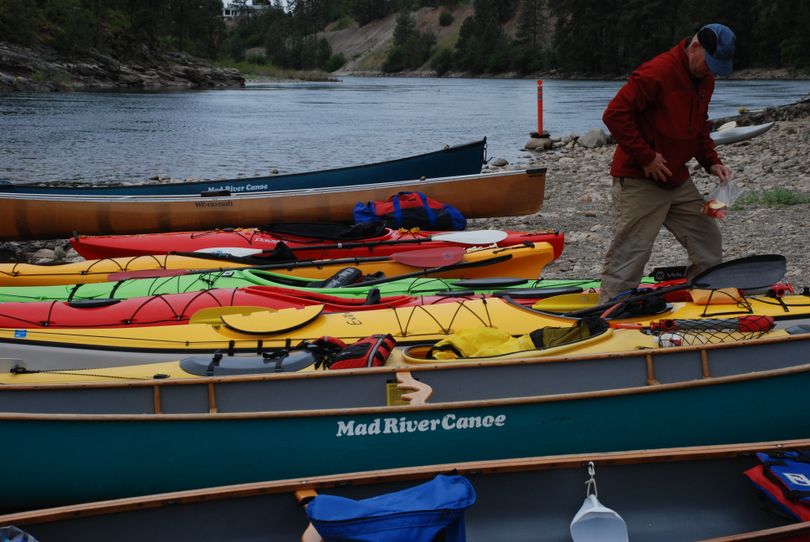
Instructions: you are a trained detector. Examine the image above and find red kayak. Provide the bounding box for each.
[71,225,565,261]
[0,285,504,329]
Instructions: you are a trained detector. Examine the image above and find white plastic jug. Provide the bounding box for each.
[570,493,629,542]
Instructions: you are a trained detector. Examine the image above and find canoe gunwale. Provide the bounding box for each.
[3,357,810,422]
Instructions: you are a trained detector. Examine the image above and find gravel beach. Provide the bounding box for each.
[473,109,810,290]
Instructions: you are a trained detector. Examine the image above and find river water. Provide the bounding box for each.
[1,77,807,184]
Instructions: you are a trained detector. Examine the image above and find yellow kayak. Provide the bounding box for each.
[0,297,576,370]
[0,322,792,385]
[0,243,554,286]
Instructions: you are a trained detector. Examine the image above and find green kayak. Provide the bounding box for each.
[0,268,610,303]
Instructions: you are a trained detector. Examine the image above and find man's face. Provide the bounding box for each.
[687,40,713,78]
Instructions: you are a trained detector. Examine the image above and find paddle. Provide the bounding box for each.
[565,254,787,318]
[355,253,513,287]
[106,247,467,282]
[193,230,510,258]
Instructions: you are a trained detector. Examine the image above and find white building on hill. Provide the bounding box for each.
[222,1,272,21]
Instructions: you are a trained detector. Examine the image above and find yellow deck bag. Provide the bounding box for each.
[428,318,607,359]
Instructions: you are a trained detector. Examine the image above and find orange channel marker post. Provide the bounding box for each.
[536,80,544,135]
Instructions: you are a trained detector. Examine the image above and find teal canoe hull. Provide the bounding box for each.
[4,365,810,510]
[0,139,486,196]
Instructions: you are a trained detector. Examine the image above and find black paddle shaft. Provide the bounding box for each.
[566,254,787,318]
[355,254,514,287]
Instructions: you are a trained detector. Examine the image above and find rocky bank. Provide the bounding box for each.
[0,41,244,92]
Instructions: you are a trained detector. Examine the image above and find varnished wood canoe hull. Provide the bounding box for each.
[0,169,546,241]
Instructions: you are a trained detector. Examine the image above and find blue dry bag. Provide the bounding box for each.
[305,474,476,542]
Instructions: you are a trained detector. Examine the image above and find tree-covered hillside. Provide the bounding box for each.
[2,0,808,76]
[0,0,226,59]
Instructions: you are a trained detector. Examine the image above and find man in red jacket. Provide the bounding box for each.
[599,24,736,303]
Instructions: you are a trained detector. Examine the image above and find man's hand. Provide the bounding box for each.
[709,164,733,183]
[643,152,672,183]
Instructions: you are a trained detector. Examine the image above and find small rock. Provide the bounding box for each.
[31,248,56,263]
[491,158,508,167]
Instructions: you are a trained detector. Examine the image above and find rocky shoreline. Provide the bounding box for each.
[3,97,809,292]
[0,41,244,92]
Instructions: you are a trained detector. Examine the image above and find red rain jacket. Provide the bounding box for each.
[603,38,722,187]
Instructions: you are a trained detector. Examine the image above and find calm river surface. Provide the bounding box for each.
[1,77,807,184]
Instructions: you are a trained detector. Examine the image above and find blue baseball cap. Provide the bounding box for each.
[698,24,736,76]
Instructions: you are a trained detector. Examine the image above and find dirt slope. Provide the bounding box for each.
[321,5,475,74]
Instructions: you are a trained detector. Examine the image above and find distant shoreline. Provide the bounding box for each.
[325,66,810,82]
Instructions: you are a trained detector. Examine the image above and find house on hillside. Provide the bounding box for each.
[222,0,271,21]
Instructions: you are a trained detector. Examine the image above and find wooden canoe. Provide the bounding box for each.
[0,440,808,540]
[0,139,487,196]
[0,168,546,241]
[0,439,810,542]
[1,329,810,510]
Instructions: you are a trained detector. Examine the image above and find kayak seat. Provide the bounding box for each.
[786,325,810,335]
[310,267,363,288]
[261,221,387,240]
[66,298,122,309]
[363,288,382,305]
[179,349,319,377]
[493,286,583,299]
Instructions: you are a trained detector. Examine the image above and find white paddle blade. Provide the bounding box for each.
[195,247,263,257]
[432,230,508,245]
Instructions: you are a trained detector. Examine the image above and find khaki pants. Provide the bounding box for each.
[599,176,721,303]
